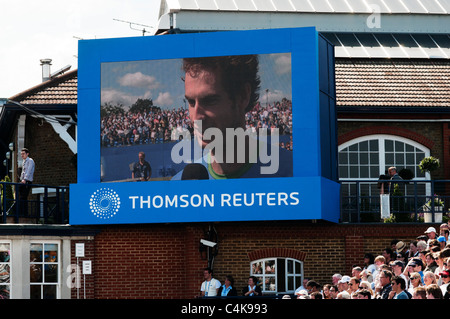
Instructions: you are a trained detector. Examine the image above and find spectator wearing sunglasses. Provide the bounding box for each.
[328,285,339,299]
[439,269,450,296]
[407,272,423,296]
[405,258,424,284]
[389,276,409,299]
[358,280,375,298]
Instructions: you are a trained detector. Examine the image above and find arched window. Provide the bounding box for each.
[338,135,430,181]
[338,135,432,222]
[250,258,303,294]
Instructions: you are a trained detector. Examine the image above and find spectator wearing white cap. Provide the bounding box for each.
[338,275,351,293]
[425,227,437,240]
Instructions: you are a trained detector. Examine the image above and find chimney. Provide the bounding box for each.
[40,58,52,82]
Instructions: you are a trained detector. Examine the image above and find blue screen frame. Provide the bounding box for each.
[71,27,340,225]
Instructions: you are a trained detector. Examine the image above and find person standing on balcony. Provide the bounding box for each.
[388,166,403,193]
[18,148,35,215]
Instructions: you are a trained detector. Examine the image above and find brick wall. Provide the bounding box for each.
[25,117,77,186]
[79,221,437,299]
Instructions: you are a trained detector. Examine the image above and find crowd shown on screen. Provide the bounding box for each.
[100,99,293,149]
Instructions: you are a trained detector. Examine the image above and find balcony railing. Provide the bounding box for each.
[0,182,69,224]
[340,179,450,224]
[1,179,448,225]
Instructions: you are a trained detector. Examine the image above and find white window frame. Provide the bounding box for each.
[339,134,431,180]
[29,241,61,299]
[0,241,12,299]
[250,257,303,294]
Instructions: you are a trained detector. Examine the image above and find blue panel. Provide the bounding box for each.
[73,27,340,225]
[70,177,339,225]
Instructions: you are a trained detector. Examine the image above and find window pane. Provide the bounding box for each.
[30,265,42,283]
[369,140,378,151]
[385,153,394,165]
[295,276,302,290]
[30,285,41,299]
[395,141,404,152]
[0,244,10,262]
[339,166,348,178]
[360,166,369,178]
[360,152,368,164]
[349,153,358,164]
[359,141,368,151]
[350,166,358,178]
[287,260,293,274]
[30,244,42,262]
[385,140,393,152]
[287,276,294,291]
[0,265,10,284]
[370,166,379,178]
[0,285,10,299]
[45,265,58,283]
[406,153,415,165]
[405,144,414,152]
[370,153,379,164]
[43,285,57,299]
[252,261,263,274]
[265,260,276,274]
[44,244,58,263]
[295,261,300,274]
[339,152,348,164]
[265,277,276,291]
[395,153,404,165]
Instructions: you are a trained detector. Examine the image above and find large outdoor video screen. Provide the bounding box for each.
[100,53,293,182]
[71,27,340,225]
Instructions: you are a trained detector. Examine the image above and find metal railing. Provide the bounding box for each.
[340,179,450,223]
[2,179,447,225]
[0,182,69,224]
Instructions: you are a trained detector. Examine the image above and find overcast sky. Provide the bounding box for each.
[0,0,161,98]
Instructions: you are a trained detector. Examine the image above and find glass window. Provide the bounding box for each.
[339,135,430,182]
[250,258,303,294]
[0,243,11,299]
[339,135,431,217]
[30,243,59,299]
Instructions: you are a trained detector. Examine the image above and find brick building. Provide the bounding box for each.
[0,0,449,299]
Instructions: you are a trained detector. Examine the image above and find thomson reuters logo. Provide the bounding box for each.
[89,188,121,219]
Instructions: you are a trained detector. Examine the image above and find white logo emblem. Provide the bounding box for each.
[89,188,121,219]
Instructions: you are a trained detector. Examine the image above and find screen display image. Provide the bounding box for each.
[71,27,340,225]
[100,54,293,183]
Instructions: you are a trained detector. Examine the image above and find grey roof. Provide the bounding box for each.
[165,0,450,14]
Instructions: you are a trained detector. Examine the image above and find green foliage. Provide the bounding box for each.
[419,156,440,173]
[391,184,412,222]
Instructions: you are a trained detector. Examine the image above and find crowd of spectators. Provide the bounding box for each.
[100,98,293,149]
[293,223,450,299]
